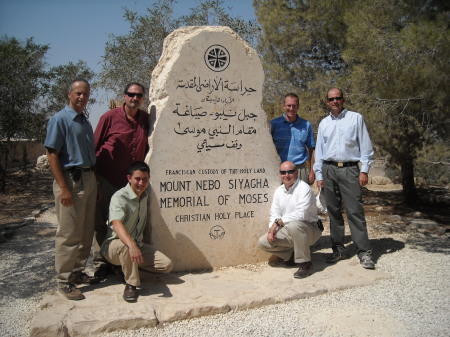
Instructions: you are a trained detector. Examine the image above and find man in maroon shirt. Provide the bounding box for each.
[93,82,150,279]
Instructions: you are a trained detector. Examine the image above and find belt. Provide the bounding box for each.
[323,160,358,168]
[65,166,94,172]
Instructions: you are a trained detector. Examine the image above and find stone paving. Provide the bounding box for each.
[30,246,389,337]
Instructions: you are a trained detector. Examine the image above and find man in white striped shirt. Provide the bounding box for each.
[257,161,322,278]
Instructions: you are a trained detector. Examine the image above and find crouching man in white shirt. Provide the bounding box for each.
[257,161,322,278]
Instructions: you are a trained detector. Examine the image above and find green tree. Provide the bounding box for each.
[46,61,97,120]
[256,0,449,206]
[99,0,259,103]
[0,36,50,192]
[0,36,97,193]
[415,141,450,185]
[342,0,449,205]
[254,0,352,118]
[179,0,260,46]
[99,0,176,99]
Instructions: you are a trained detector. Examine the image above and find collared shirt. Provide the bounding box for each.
[268,179,318,228]
[101,183,148,255]
[270,114,315,165]
[44,105,96,168]
[314,109,374,181]
[94,104,149,188]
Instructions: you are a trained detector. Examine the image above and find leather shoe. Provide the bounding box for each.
[94,263,113,281]
[94,265,107,281]
[284,252,298,267]
[326,249,346,263]
[293,261,312,278]
[73,272,100,285]
[123,283,138,302]
[58,284,85,300]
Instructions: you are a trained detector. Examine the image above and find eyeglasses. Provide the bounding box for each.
[327,96,343,102]
[279,169,296,175]
[125,92,144,98]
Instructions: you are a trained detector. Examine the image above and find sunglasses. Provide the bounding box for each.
[125,92,144,98]
[279,169,296,175]
[327,96,343,102]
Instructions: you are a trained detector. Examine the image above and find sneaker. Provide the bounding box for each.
[293,261,312,278]
[59,284,85,300]
[360,251,375,269]
[326,249,346,263]
[123,284,138,302]
[73,272,100,285]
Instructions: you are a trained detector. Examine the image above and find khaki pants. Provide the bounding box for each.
[104,239,173,286]
[258,220,322,263]
[54,171,97,286]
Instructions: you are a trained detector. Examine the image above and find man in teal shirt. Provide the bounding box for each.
[45,79,99,300]
[101,161,172,302]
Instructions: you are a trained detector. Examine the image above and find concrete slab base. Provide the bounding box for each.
[30,251,389,337]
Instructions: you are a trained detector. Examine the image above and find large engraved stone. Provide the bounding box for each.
[147,26,280,271]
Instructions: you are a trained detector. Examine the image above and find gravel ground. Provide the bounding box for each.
[0,213,55,337]
[98,239,449,337]
[0,210,449,337]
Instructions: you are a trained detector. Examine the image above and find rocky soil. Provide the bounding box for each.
[0,168,54,226]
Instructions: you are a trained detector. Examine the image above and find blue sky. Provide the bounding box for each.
[0,0,257,128]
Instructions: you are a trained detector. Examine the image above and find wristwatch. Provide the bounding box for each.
[275,218,281,227]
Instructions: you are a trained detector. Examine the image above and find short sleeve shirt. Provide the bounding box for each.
[101,183,148,255]
[270,115,315,165]
[44,105,96,168]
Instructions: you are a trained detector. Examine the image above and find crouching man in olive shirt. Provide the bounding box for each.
[101,161,172,302]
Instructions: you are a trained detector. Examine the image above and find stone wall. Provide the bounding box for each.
[3,140,46,169]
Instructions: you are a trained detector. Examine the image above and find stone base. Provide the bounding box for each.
[30,250,389,337]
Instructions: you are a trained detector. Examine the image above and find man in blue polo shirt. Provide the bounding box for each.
[44,79,99,300]
[270,93,316,184]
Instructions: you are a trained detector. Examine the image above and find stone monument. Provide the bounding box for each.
[147,26,280,271]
